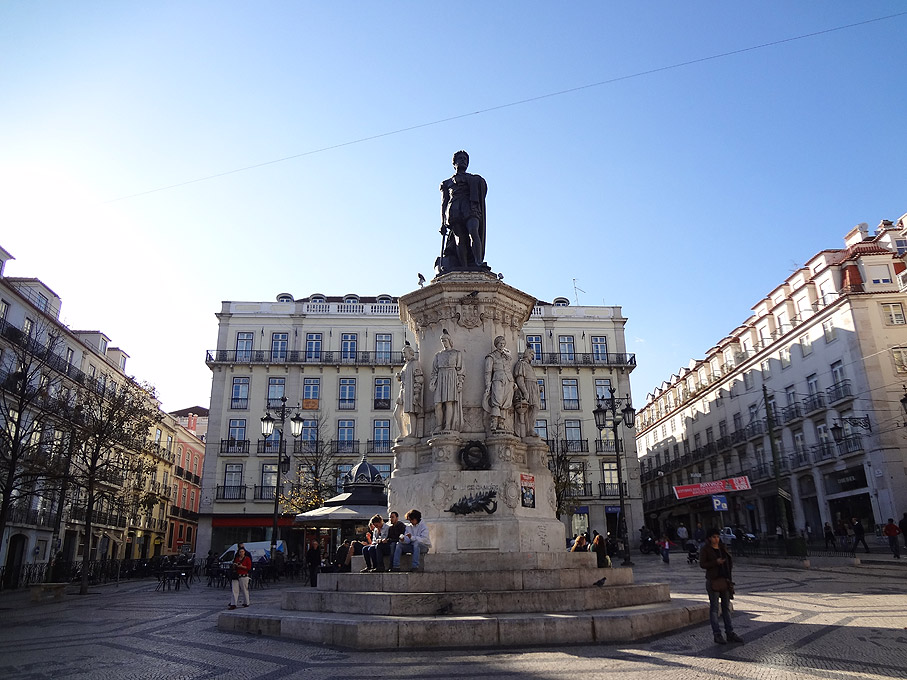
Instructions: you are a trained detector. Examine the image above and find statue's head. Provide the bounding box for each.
[452,150,469,170]
[523,346,535,360]
[440,329,453,348]
[494,335,506,349]
[402,341,415,361]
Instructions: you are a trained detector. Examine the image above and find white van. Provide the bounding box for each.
[219,540,285,568]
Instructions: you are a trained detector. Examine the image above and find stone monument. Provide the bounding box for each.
[388,151,564,555]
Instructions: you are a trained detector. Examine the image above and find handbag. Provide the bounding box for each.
[711,576,735,595]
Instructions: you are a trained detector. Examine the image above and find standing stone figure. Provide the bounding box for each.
[513,346,541,437]
[483,336,515,432]
[438,150,488,271]
[394,342,424,439]
[430,330,463,433]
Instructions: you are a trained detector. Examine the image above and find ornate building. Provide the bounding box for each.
[199,292,640,555]
[636,217,907,538]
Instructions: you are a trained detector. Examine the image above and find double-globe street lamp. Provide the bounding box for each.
[593,388,636,567]
[261,396,304,558]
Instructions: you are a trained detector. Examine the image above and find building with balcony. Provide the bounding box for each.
[636,216,907,538]
[0,245,201,577]
[199,293,641,554]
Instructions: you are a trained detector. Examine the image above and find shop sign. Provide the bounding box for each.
[673,476,752,499]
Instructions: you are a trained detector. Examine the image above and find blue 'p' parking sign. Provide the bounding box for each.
[711,495,728,511]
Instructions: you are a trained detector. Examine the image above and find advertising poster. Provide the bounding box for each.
[520,473,535,508]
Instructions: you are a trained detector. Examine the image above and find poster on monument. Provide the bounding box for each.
[520,473,535,508]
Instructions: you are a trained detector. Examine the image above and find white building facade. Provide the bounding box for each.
[636,218,907,538]
[200,292,641,555]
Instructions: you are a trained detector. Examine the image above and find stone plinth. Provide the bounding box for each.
[389,273,563,554]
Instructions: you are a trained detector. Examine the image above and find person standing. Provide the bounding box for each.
[700,528,743,645]
[305,539,321,587]
[851,517,870,553]
[228,547,251,610]
[882,518,902,559]
[591,534,611,568]
[676,523,689,544]
[823,522,836,551]
[693,522,706,549]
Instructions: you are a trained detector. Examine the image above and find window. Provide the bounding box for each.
[893,347,907,373]
[830,360,845,384]
[733,413,742,431]
[806,373,819,395]
[335,464,353,492]
[780,347,791,369]
[267,377,285,409]
[375,334,392,362]
[228,419,246,441]
[800,334,812,357]
[65,348,74,366]
[23,318,34,338]
[558,335,575,362]
[301,419,318,443]
[303,377,320,407]
[785,386,797,406]
[155,428,163,443]
[339,378,356,410]
[526,335,542,362]
[99,336,107,354]
[236,332,253,362]
[693,433,701,449]
[373,420,390,451]
[896,239,907,256]
[231,377,249,409]
[193,456,199,474]
[719,420,728,438]
[561,379,579,410]
[748,404,759,422]
[816,423,829,443]
[601,462,618,491]
[337,420,355,452]
[591,336,608,360]
[594,378,612,403]
[261,463,278,489]
[306,333,322,360]
[534,419,548,440]
[868,264,892,284]
[341,333,358,361]
[224,463,243,487]
[882,303,906,325]
[537,379,546,409]
[271,332,288,361]
[565,419,582,442]
[374,378,391,409]
[760,360,771,379]
[0,300,7,321]
[743,371,753,390]
[822,320,836,342]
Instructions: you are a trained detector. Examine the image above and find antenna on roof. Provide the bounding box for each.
[572,279,586,306]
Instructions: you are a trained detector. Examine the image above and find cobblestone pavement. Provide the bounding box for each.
[2,555,906,680]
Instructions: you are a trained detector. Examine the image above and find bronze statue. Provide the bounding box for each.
[437,150,488,273]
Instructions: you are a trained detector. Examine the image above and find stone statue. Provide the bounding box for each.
[430,329,463,433]
[483,335,515,433]
[394,342,424,439]
[437,150,488,273]
[513,346,541,438]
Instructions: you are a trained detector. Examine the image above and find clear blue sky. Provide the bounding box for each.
[1,2,905,413]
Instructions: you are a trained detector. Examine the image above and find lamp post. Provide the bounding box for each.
[261,396,304,558]
[593,388,636,567]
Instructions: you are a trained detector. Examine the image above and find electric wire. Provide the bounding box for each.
[104,11,907,204]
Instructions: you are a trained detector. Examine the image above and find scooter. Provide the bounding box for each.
[639,536,658,555]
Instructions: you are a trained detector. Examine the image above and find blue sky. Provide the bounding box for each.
[1,2,905,413]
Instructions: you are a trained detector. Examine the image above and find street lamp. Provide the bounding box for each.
[261,396,304,558]
[593,388,636,567]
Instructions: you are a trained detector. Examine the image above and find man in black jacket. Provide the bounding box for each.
[700,528,743,645]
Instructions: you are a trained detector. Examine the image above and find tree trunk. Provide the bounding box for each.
[79,484,95,595]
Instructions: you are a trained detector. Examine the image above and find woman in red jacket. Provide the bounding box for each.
[228,547,252,609]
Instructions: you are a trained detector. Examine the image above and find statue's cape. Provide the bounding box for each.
[441,172,488,264]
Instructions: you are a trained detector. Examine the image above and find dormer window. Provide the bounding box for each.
[276,294,293,303]
[553,297,570,307]
[99,337,108,354]
[310,295,325,304]
[344,295,359,304]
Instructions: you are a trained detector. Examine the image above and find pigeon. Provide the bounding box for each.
[418,273,426,288]
[592,577,607,587]
[436,603,454,615]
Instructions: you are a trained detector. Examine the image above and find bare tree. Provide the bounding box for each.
[280,413,342,515]
[545,417,583,521]
[68,376,160,594]
[0,320,73,555]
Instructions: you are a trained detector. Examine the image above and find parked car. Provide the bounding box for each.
[720,527,758,546]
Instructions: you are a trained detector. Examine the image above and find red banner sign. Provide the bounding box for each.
[673,476,752,500]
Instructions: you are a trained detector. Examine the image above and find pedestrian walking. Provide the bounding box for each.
[823,522,836,551]
[657,534,674,564]
[305,539,321,587]
[851,517,871,554]
[700,527,743,645]
[882,518,902,559]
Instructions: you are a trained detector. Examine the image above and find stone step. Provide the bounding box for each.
[351,550,597,573]
[218,598,710,649]
[319,566,632,593]
[284,582,669,615]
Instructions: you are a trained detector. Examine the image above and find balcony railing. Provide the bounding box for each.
[338,399,356,410]
[790,446,811,468]
[216,485,247,500]
[560,439,589,453]
[294,439,323,454]
[811,442,836,462]
[803,393,826,414]
[836,434,864,455]
[782,403,803,424]
[207,349,405,367]
[565,482,593,497]
[331,440,361,454]
[562,399,580,410]
[367,439,392,454]
[254,485,283,501]
[373,398,392,410]
[220,439,250,454]
[745,420,765,440]
[595,439,617,454]
[598,482,627,497]
[256,439,286,454]
[230,398,248,410]
[826,380,853,404]
[535,352,636,368]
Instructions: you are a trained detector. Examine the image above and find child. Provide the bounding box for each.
[657,534,674,564]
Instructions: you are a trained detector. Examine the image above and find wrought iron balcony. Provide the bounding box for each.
[373,398,392,410]
[560,439,589,453]
[207,349,405,367]
[565,482,593,497]
[561,399,580,410]
[790,446,811,468]
[811,441,836,462]
[219,439,250,454]
[803,393,826,414]
[782,403,804,424]
[836,434,864,455]
[745,420,765,440]
[293,439,323,454]
[535,352,636,368]
[216,485,247,500]
[826,380,853,404]
[230,398,248,410]
[598,482,627,497]
[254,484,280,501]
[338,398,356,410]
[595,439,617,454]
[367,439,392,454]
[331,440,361,454]
[256,439,286,454]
